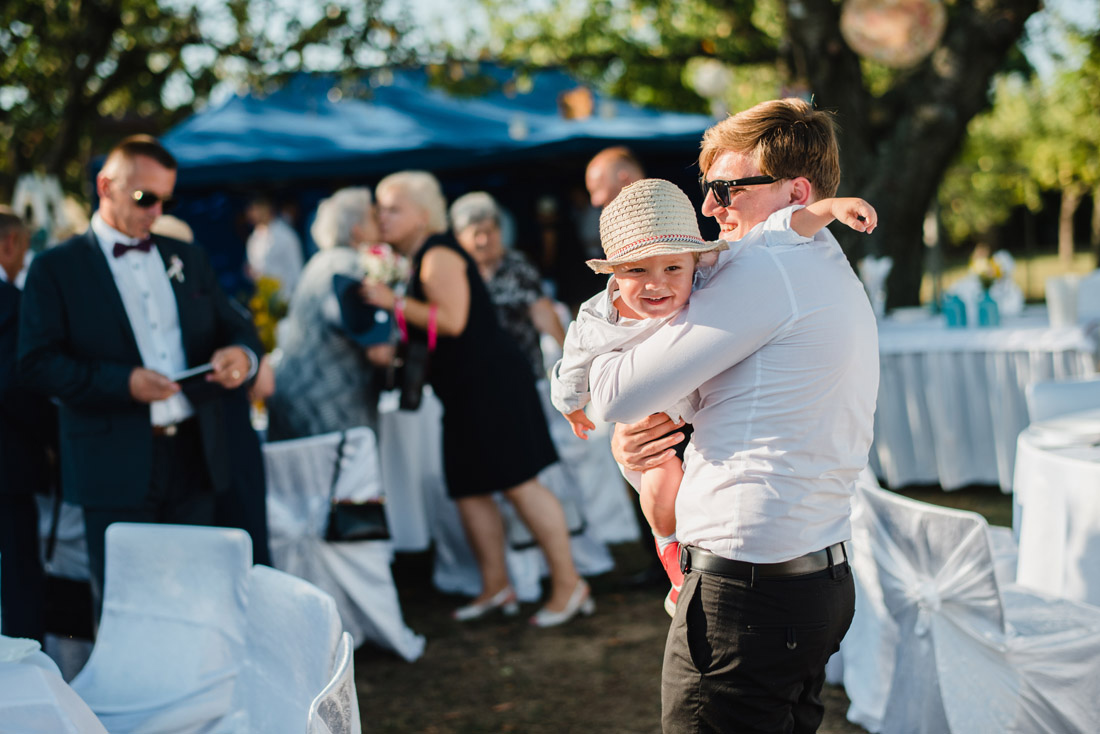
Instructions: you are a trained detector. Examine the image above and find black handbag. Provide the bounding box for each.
[323,431,391,542]
[389,301,437,411]
[394,337,431,411]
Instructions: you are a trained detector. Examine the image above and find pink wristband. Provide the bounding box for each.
[427,304,438,351]
[394,298,408,341]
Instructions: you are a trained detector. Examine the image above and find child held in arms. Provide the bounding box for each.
[551,177,877,615]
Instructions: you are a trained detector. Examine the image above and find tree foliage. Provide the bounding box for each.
[0,0,420,199]
[940,27,1100,261]
[474,0,1043,306]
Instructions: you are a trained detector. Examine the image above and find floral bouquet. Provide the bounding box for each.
[249,275,288,353]
[969,252,1003,290]
[360,243,409,286]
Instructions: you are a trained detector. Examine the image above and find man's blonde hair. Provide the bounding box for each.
[699,98,840,200]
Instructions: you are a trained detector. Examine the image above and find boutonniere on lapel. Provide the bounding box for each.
[166,255,185,284]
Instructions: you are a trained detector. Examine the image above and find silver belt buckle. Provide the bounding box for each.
[159,423,178,437]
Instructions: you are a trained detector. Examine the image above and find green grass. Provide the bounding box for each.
[920,251,1097,304]
[896,484,1014,528]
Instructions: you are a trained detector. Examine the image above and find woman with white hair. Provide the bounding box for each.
[364,171,590,627]
[266,187,390,439]
[450,191,565,378]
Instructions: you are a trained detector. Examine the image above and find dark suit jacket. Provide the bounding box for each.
[0,280,55,495]
[17,229,262,509]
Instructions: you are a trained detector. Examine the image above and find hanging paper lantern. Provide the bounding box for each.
[840,0,948,69]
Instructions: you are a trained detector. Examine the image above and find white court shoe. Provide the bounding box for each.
[452,586,519,621]
[529,579,594,628]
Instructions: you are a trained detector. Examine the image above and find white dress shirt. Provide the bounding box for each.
[247,218,303,299]
[588,206,880,563]
[91,213,194,426]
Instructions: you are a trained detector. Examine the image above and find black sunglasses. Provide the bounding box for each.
[130,190,177,211]
[698,174,777,208]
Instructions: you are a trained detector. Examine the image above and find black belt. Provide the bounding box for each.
[679,543,848,582]
[152,418,195,438]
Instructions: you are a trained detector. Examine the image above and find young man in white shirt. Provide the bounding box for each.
[588,98,880,733]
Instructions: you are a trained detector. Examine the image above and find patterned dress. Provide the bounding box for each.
[483,250,547,379]
[266,248,382,440]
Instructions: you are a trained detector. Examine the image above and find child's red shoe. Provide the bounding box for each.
[655,539,683,617]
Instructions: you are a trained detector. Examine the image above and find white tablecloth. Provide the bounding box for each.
[1013,414,1100,606]
[871,306,1096,491]
[379,386,637,554]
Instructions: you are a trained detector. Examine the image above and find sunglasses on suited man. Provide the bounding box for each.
[698,174,777,208]
[129,189,177,211]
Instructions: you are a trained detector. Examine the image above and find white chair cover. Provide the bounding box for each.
[1077,269,1100,323]
[217,565,344,733]
[0,661,109,734]
[1046,274,1081,328]
[263,427,425,662]
[70,524,252,734]
[1024,376,1100,423]
[36,496,91,581]
[307,632,361,734]
[841,475,1100,733]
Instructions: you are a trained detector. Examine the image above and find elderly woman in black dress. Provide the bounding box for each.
[363,171,590,626]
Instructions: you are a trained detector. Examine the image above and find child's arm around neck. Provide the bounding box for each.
[790,197,878,238]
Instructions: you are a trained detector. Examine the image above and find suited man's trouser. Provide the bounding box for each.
[0,494,45,641]
[82,420,215,621]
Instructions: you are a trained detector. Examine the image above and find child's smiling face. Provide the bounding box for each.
[612,252,696,319]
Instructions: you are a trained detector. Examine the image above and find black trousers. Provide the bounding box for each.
[662,560,855,734]
[0,493,45,641]
[82,421,215,619]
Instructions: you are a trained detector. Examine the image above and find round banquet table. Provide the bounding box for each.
[1012,409,1100,606]
[871,305,1097,492]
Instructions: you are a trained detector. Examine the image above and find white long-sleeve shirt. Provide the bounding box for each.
[247,218,304,299]
[588,206,880,563]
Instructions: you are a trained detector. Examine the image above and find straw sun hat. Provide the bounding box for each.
[587,178,727,274]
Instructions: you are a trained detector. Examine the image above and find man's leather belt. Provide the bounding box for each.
[679,543,848,580]
[152,419,192,437]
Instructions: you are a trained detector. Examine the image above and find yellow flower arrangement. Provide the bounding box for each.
[249,275,288,353]
[970,253,1003,290]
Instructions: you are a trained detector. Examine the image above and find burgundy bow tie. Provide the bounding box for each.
[112,237,154,258]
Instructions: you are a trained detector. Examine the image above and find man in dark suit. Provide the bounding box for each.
[0,209,55,641]
[17,136,262,604]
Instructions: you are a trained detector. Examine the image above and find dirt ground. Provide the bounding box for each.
[354,484,1010,733]
[355,543,868,734]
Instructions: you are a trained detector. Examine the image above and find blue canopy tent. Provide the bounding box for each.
[160,65,717,302]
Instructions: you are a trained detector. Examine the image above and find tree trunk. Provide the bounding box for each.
[1091,184,1100,267]
[783,0,1040,308]
[1059,185,1083,268]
